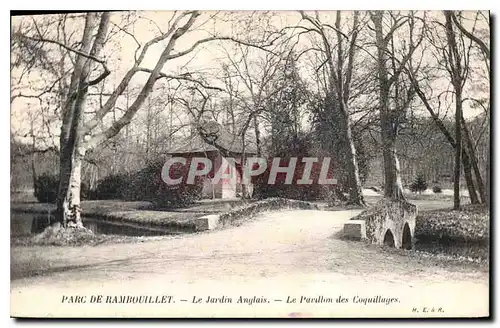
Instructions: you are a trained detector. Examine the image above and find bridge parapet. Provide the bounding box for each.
[344,198,417,249]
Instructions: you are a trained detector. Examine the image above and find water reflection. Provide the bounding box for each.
[11,212,183,237]
[11,212,53,237]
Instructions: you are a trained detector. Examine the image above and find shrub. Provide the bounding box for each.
[432,185,443,194]
[34,174,59,203]
[93,173,129,200]
[126,159,204,208]
[409,174,428,194]
[81,181,91,200]
[91,160,203,207]
[34,174,90,203]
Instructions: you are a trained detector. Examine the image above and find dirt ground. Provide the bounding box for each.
[10,208,489,318]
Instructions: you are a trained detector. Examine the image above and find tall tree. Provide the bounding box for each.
[370,11,423,200]
[261,50,307,156]
[296,10,366,205]
[451,11,490,206]
[444,11,464,209]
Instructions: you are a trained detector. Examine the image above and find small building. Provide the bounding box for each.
[166,122,257,199]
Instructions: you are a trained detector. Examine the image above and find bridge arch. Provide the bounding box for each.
[402,222,412,250]
[383,229,395,247]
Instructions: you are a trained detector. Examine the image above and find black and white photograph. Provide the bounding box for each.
[9,8,491,318]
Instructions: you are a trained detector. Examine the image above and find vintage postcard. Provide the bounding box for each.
[10,10,490,318]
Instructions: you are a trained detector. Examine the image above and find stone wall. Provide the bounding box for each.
[191,198,319,231]
[218,197,319,228]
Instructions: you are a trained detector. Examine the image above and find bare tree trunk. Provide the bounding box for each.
[60,146,86,227]
[371,11,405,200]
[238,111,261,200]
[31,152,37,194]
[486,144,490,207]
[378,84,405,199]
[57,94,88,228]
[30,120,37,195]
[146,96,152,162]
[462,151,479,204]
[444,11,463,210]
[381,116,405,199]
[59,11,198,223]
[253,115,261,156]
[453,93,462,209]
[241,135,248,199]
[461,115,486,203]
[342,111,365,205]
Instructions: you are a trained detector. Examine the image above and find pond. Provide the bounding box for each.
[11,212,181,237]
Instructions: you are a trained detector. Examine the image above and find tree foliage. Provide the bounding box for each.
[409,174,428,194]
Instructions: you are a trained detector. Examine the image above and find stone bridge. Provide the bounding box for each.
[343,199,417,249]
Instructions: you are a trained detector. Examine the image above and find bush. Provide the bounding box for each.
[34,174,59,203]
[126,159,204,208]
[409,174,428,194]
[81,181,90,200]
[93,173,129,200]
[34,174,90,203]
[432,185,443,194]
[90,159,203,208]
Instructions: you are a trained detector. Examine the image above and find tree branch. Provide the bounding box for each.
[86,11,201,149]
[451,12,490,58]
[16,33,107,67]
[136,68,224,91]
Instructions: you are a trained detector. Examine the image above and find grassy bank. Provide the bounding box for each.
[414,205,490,262]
